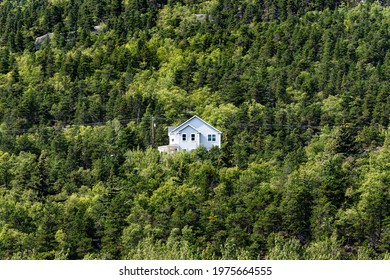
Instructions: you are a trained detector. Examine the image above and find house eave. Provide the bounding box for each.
[176,124,201,134]
[169,115,222,134]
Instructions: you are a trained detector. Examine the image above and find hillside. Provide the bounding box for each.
[0,0,389,259]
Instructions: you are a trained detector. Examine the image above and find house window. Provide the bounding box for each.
[208,134,216,142]
[191,133,196,141]
[171,138,174,143]
[182,134,187,141]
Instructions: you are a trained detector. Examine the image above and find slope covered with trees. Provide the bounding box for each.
[0,0,389,259]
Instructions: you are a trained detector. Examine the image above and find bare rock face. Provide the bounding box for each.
[35,33,54,44]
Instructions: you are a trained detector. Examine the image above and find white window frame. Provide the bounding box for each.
[191,133,196,141]
[208,134,216,142]
[182,133,187,141]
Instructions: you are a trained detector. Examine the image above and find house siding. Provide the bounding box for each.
[177,126,199,151]
[165,116,221,152]
[198,127,221,150]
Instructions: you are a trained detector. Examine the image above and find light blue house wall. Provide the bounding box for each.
[167,116,221,151]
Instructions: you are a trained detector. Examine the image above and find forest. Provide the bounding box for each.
[0,0,389,259]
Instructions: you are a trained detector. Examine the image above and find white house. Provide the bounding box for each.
[158,116,222,152]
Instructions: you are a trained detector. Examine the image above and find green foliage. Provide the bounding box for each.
[0,0,389,260]
[304,233,343,260]
[266,233,303,260]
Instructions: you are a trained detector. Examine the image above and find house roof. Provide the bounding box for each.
[169,115,222,134]
[168,126,177,133]
[175,124,201,134]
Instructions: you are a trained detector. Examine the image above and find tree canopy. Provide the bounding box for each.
[0,0,389,259]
